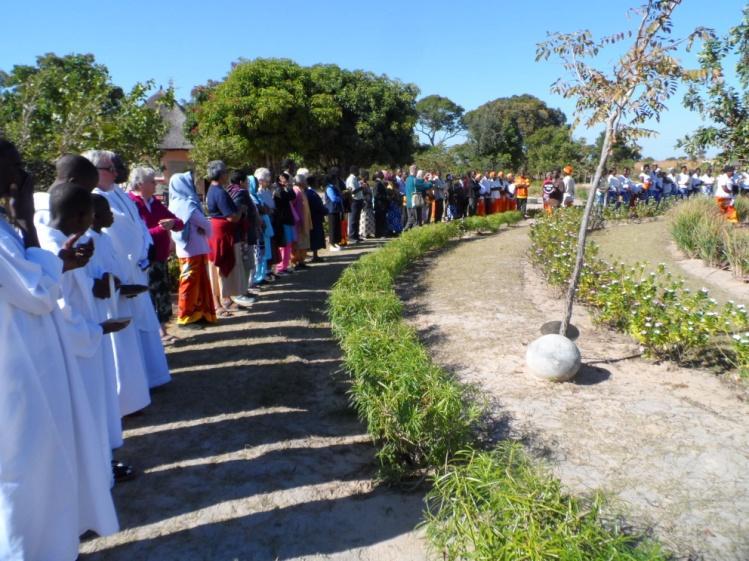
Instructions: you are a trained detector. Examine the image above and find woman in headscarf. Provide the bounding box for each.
[291,172,312,268]
[305,174,327,261]
[167,171,216,327]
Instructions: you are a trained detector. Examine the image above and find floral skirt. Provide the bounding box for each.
[148,260,173,324]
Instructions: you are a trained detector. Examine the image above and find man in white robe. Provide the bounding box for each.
[83,150,171,388]
[0,142,117,560]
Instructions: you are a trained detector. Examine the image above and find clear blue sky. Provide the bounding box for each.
[1,0,744,159]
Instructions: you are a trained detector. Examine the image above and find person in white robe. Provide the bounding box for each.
[83,150,171,388]
[36,184,120,469]
[0,142,117,560]
[87,194,151,417]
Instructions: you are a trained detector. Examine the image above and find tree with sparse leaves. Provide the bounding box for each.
[678,5,749,164]
[415,95,465,146]
[536,0,712,336]
[0,53,171,187]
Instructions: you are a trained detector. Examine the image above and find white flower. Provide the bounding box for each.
[733,334,742,341]
[700,287,709,293]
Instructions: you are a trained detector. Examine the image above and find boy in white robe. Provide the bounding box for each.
[37,183,131,483]
[87,194,152,416]
[0,143,117,560]
[57,155,152,417]
[83,150,171,388]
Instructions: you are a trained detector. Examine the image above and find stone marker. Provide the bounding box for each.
[526,334,581,382]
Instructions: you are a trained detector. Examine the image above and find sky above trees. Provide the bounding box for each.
[1,0,744,159]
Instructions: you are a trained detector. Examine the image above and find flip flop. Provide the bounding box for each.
[112,461,137,483]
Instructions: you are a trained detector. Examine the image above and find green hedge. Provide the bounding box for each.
[530,208,749,374]
[328,211,666,560]
[329,212,521,479]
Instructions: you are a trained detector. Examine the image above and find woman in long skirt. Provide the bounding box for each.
[359,179,375,239]
[386,180,403,235]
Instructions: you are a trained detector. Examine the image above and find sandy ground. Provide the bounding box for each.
[400,224,749,561]
[591,218,748,306]
[79,242,429,561]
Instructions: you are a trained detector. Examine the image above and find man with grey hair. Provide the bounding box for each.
[83,150,171,390]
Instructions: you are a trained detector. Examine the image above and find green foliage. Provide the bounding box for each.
[670,196,749,276]
[328,212,522,479]
[594,131,642,170]
[424,444,667,561]
[187,58,419,173]
[531,207,749,374]
[463,94,565,170]
[679,5,749,164]
[415,95,465,146]
[525,125,593,177]
[0,53,170,187]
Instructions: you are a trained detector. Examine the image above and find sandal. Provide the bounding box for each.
[216,308,233,318]
[112,460,137,483]
[161,334,179,345]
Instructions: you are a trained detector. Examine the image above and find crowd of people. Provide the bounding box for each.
[5,129,746,561]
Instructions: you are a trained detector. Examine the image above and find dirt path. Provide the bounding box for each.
[80,243,428,561]
[400,225,749,561]
[591,218,748,306]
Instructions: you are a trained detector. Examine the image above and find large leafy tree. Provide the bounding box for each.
[463,94,567,168]
[678,5,749,164]
[415,95,465,146]
[187,58,418,172]
[593,130,642,169]
[0,53,170,187]
[525,126,593,177]
[537,0,711,335]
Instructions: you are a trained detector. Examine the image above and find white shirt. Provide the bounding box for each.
[700,174,715,194]
[346,174,363,200]
[677,172,691,189]
[479,177,493,196]
[716,173,734,199]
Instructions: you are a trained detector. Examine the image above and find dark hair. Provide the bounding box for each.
[307,175,318,188]
[281,158,296,171]
[91,193,110,211]
[349,165,359,175]
[49,182,92,221]
[324,174,336,186]
[229,170,245,185]
[723,165,735,173]
[111,153,129,184]
[56,154,98,188]
[374,170,384,180]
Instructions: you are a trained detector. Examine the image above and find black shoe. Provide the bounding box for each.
[112,460,137,483]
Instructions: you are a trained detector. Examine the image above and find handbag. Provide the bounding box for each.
[411,191,425,207]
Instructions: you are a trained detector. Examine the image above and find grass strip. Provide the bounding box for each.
[328,211,667,560]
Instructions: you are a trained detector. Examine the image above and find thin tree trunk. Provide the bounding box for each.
[559,117,616,337]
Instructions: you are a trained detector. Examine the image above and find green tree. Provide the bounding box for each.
[678,5,749,164]
[187,58,418,173]
[537,0,710,335]
[593,130,642,169]
[525,126,593,177]
[0,53,170,187]
[415,95,465,146]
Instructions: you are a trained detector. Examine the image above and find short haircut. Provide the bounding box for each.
[281,158,296,171]
[409,164,417,175]
[56,155,99,188]
[128,166,156,190]
[349,165,359,175]
[91,193,110,212]
[81,149,115,170]
[306,175,318,188]
[293,173,306,186]
[229,169,245,185]
[111,153,129,184]
[49,182,92,222]
[207,160,227,182]
[254,167,271,182]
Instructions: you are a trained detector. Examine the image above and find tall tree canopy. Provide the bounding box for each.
[678,5,749,164]
[525,126,593,177]
[0,53,170,187]
[593,130,642,169]
[187,58,419,172]
[415,95,464,146]
[463,94,567,169]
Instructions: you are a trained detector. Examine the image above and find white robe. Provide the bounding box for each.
[93,185,171,388]
[86,229,151,417]
[0,219,117,561]
[36,226,117,468]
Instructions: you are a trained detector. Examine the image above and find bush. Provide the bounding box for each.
[424,444,667,561]
[329,212,522,479]
[531,208,749,373]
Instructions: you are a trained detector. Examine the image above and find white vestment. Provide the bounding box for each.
[93,185,170,388]
[86,229,151,416]
[0,219,118,561]
[36,225,120,461]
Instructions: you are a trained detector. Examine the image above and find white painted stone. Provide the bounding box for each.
[526,334,581,382]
